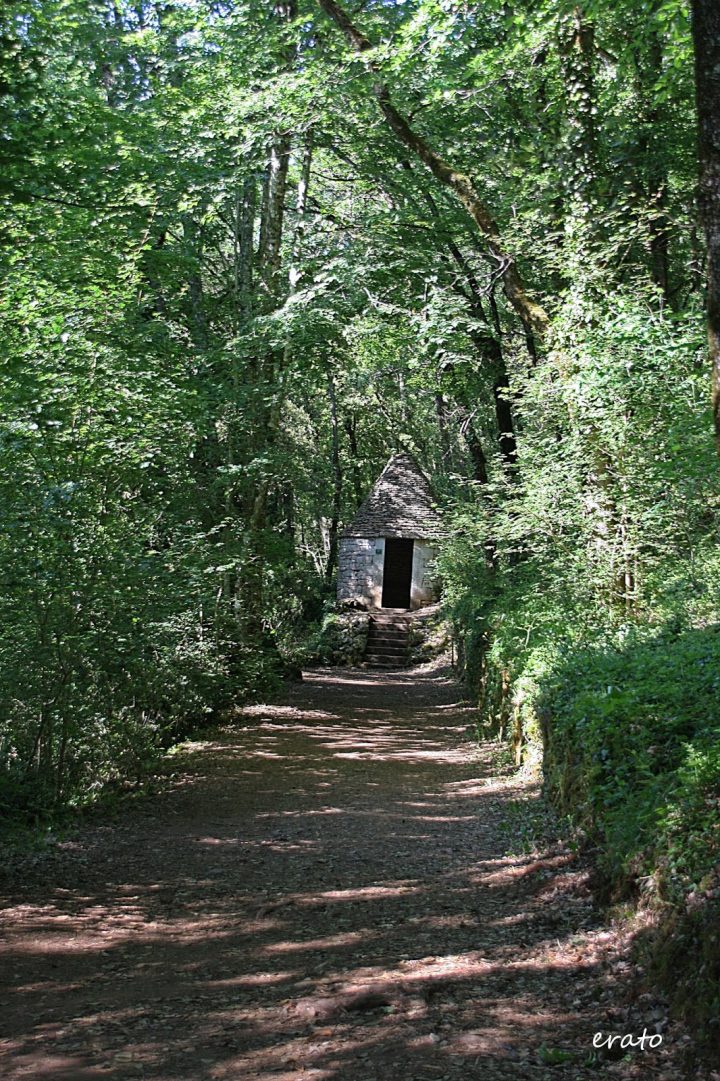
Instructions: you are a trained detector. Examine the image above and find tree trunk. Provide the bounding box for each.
[182,211,209,348]
[629,20,671,304]
[258,135,291,300]
[243,133,314,630]
[691,0,720,448]
[234,175,256,326]
[456,406,488,486]
[559,6,597,206]
[250,131,315,538]
[435,392,452,471]
[343,412,364,506]
[221,178,257,608]
[290,128,313,289]
[645,34,670,303]
[325,372,342,580]
[493,371,518,469]
[414,180,520,469]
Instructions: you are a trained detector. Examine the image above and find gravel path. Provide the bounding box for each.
[0,663,700,1080]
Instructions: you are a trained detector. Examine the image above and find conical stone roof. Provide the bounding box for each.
[341,453,444,539]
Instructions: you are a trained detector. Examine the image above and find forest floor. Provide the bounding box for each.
[0,661,711,1081]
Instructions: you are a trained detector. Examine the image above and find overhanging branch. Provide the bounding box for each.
[315,0,549,340]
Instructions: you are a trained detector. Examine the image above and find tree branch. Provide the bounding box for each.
[315,0,549,339]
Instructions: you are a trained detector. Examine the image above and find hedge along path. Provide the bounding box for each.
[0,662,699,1081]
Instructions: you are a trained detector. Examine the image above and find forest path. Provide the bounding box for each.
[1,663,679,1081]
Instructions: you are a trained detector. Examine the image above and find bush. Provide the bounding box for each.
[539,625,720,899]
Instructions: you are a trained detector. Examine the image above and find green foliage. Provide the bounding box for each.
[1,1,719,1041]
[540,626,720,896]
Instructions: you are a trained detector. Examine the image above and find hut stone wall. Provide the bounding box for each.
[337,536,438,610]
[411,541,438,607]
[337,537,385,608]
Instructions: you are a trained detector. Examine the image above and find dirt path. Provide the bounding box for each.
[0,664,699,1080]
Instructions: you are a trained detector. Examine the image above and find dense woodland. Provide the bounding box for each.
[2,0,720,1040]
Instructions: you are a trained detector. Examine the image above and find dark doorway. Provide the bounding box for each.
[381,538,414,608]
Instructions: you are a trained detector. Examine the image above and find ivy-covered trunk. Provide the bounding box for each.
[692,0,720,449]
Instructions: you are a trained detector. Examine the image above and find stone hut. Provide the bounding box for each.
[337,453,443,610]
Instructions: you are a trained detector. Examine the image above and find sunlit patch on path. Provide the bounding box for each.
[0,662,685,1079]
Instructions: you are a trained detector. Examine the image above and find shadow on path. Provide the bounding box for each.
[0,664,680,1079]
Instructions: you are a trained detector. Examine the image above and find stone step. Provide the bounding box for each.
[367,628,408,640]
[365,654,409,668]
[367,631,406,644]
[365,610,411,667]
[366,643,407,657]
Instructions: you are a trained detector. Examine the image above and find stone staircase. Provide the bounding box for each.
[364,610,411,669]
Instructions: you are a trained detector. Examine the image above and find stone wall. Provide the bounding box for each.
[312,609,370,665]
[410,542,438,609]
[337,537,385,608]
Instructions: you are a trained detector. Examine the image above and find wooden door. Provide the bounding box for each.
[381,538,414,608]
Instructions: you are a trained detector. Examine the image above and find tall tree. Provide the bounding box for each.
[691,0,720,447]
